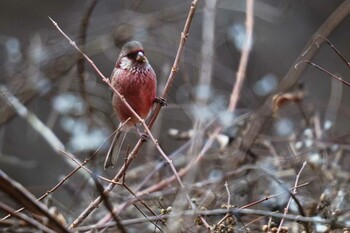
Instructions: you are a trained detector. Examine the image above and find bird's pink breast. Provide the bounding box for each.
[111,67,156,127]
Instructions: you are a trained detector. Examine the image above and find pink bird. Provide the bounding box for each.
[104,41,164,169]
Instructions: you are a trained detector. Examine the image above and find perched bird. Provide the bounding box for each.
[104,41,162,169]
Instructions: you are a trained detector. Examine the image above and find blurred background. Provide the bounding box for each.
[1,0,350,231]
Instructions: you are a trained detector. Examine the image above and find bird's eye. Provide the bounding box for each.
[127,52,138,59]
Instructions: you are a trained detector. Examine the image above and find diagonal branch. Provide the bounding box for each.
[0,170,71,233]
[0,85,90,182]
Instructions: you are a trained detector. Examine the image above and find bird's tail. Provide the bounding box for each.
[104,129,127,169]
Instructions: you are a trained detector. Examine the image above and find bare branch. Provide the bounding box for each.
[227,0,254,112]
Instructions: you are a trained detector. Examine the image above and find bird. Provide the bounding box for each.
[104,41,163,169]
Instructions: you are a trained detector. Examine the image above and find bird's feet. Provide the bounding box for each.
[154,96,167,106]
[139,132,149,142]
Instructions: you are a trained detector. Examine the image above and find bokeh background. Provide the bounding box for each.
[1,0,350,232]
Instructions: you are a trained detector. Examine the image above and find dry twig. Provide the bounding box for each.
[228,0,254,112]
[277,161,307,233]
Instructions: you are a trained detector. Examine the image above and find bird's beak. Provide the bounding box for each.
[136,51,146,62]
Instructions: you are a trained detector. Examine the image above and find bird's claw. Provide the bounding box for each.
[139,133,149,142]
[154,97,167,106]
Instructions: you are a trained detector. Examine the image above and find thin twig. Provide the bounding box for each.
[0,125,121,222]
[277,161,307,233]
[227,0,254,112]
[225,181,231,208]
[216,181,232,226]
[239,182,309,210]
[122,184,166,231]
[147,0,199,127]
[0,202,56,233]
[135,127,221,197]
[0,170,71,233]
[58,149,119,184]
[75,206,350,231]
[295,60,350,87]
[197,0,217,102]
[93,127,221,229]
[238,0,350,161]
[76,0,99,120]
[0,85,90,181]
[91,175,127,233]
[0,85,64,151]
